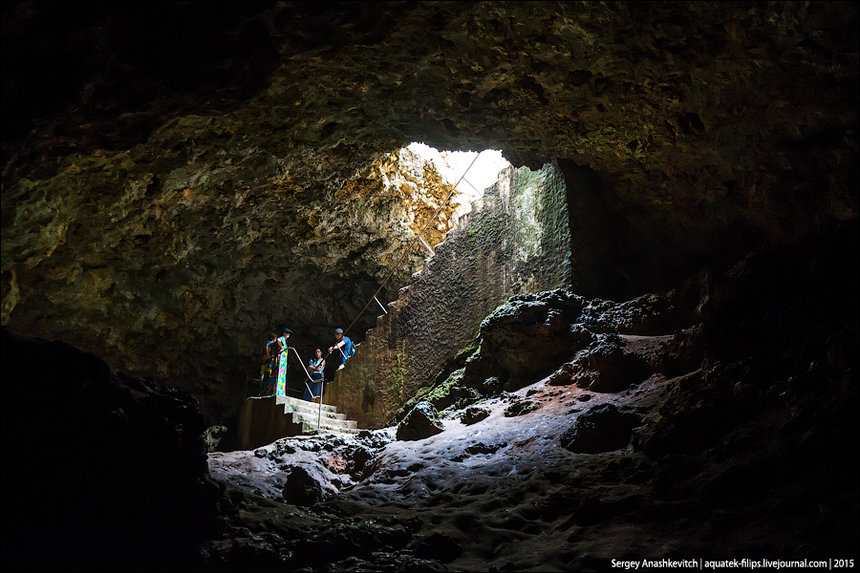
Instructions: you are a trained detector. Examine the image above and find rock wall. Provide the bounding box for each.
[2,1,857,430]
[1,326,222,571]
[236,395,306,451]
[325,162,571,429]
[0,144,454,424]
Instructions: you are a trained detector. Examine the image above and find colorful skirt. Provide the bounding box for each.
[276,351,288,396]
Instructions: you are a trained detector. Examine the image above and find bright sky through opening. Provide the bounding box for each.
[407,142,511,221]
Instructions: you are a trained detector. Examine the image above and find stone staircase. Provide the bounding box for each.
[276,395,359,435]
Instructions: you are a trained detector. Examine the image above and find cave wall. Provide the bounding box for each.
[2,2,857,426]
[0,326,222,571]
[326,162,571,429]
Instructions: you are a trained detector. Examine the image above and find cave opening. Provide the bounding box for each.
[266,142,512,405]
[3,1,857,568]
[403,142,512,230]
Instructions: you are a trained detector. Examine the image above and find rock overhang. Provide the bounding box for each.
[2,1,857,423]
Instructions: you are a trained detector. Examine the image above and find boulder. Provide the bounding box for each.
[396,401,445,441]
[573,337,652,392]
[503,398,542,417]
[560,403,641,453]
[460,405,491,425]
[478,289,585,391]
[282,465,328,507]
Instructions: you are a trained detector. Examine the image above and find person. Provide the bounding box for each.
[327,327,355,370]
[275,327,293,397]
[260,332,278,395]
[304,348,325,402]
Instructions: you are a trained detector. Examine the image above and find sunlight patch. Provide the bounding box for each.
[406,142,511,222]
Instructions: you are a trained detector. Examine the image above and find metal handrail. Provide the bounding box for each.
[289,348,326,433]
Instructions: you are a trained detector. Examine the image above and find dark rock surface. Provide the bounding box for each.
[0,327,222,572]
[201,223,857,571]
[478,289,584,391]
[2,220,858,570]
[282,465,328,507]
[503,397,542,418]
[459,405,490,426]
[1,3,858,571]
[571,335,653,392]
[3,2,856,427]
[560,403,641,453]
[396,400,445,441]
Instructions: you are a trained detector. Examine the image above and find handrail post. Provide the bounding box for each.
[318,379,324,431]
[289,348,323,433]
[417,235,435,255]
[374,296,388,314]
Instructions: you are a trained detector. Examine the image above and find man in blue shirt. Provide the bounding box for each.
[327,328,355,370]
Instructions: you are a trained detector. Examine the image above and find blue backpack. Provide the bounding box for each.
[343,336,356,358]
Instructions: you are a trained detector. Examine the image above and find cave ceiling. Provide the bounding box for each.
[2,1,857,422]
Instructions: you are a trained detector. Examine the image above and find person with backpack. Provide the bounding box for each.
[327,327,355,370]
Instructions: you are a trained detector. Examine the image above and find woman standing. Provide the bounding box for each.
[275,328,293,397]
[305,348,325,402]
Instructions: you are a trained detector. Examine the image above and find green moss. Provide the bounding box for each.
[393,367,465,422]
[387,340,408,404]
[388,338,485,425]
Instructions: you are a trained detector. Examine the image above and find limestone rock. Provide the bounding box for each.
[503,398,542,418]
[560,403,641,454]
[396,401,445,441]
[326,162,571,430]
[459,406,490,425]
[391,366,481,426]
[282,465,328,507]
[202,425,228,452]
[413,532,463,562]
[572,336,653,393]
[478,289,585,391]
[5,2,856,431]
[546,362,577,387]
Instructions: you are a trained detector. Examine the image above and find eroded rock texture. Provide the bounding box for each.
[1,3,858,570]
[2,218,857,571]
[325,161,570,428]
[2,2,856,426]
[201,223,858,571]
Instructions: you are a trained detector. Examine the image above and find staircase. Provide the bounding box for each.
[237,394,360,450]
[276,395,359,435]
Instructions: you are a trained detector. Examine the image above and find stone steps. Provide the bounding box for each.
[276,395,359,435]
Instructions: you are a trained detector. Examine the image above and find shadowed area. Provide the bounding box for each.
[1,2,857,571]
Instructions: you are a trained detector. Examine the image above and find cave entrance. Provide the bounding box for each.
[279,144,511,400]
[332,142,510,340]
[404,142,511,233]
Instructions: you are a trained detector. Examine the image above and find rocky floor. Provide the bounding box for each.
[204,319,857,571]
[202,221,860,572]
[2,223,855,572]
[207,372,666,571]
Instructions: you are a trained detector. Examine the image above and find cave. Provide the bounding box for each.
[1,2,858,572]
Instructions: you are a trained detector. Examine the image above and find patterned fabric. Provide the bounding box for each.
[260,359,275,395]
[275,335,288,397]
